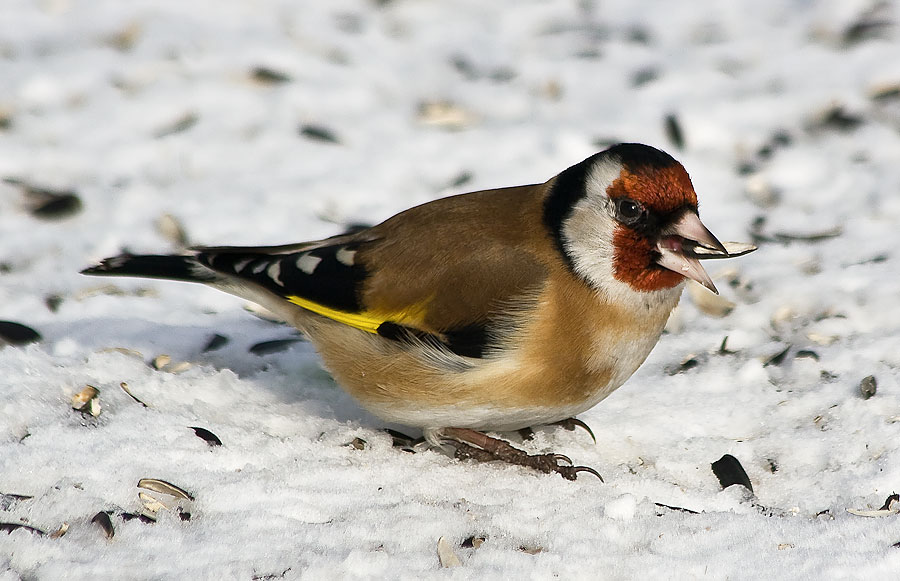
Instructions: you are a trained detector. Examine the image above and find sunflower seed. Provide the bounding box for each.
[249,338,303,355]
[0,321,42,346]
[654,502,699,514]
[151,354,192,373]
[139,491,168,515]
[251,66,292,84]
[202,333,229,352]
[346,437,367,450]
[151,354,171,369]
[437,537,462,567]
[860,375,877,399]
[156,213,189,248]
[92,511,114,539]
[0,493,33,510]
[666,353,703,375]
[137,478,193,501]
[0,522,45,536]
[774,226,843,243]
[870,83,900,102]
[841,4,893,46]
[711,454,753,492]
[154,112,198,138]
[45,294,63,312]
[99,347,144,359]
[5,178,83,221]
[763,345,792,367]
[120,382,148,407]
[120,512,155,524]
[686,241,758,259]
[72,385,101,417]
[846,507,899,518]
[417,101,477,130]
[299,124,340,144]
[806,104,864,133]
[49,522,69,539]
[688,280,735,318]
[664,112,684,150]
[190,426,222,446]
[461,535,486,549]
[880,493,900,511]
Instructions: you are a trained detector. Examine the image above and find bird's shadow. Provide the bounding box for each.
[40,314,392,431]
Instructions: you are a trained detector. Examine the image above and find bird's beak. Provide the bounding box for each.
[655,212,726,295]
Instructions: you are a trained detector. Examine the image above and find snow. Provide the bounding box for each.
[2,0,900,578]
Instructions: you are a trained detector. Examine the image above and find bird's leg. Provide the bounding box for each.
[550,417,597,444]
[438,427,603,482]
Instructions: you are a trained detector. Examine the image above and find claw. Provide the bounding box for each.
[555,464,604,482]
[550,453,573,466]
[570,465,604,482]
[552,418,596,444]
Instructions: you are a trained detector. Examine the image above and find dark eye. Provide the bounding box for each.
[615,198,645,225]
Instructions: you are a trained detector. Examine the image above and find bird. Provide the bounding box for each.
[82,143,756,480]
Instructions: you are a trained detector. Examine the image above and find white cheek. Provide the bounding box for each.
[563,203,617,288]
[563,155,626,295]
[562,200,682,311]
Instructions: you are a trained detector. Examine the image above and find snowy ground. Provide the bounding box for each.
[2,0,900,578]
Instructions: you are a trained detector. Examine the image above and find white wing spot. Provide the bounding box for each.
[336,247,357,266]
[252,261,268,274]
[296,252,322,275]
[267,261,284,286]
[232,258,252,273]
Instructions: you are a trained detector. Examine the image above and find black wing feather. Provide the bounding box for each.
[197,244,368,314]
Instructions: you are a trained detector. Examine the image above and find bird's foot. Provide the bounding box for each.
[438,427,602,482]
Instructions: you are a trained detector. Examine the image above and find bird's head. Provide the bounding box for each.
[545,143,731,303]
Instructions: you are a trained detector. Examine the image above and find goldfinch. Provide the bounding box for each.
[83,143,755,480]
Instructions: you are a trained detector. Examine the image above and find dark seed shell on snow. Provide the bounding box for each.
[461,535,486,549]
[299,124,340,144]
[0,522,45,536]
[860,375,877,399]
[664,112,684,150]
[251,66,292,84]
[202,333,229,352]
[0,321,41,345]
[6,178,83,221]
[711,454,753,493]
[190,426,222,447]
[249,338,303,355]
[91,511,115,539]
[346,437,367,450]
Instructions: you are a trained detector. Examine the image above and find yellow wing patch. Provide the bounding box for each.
[286,295,430,334]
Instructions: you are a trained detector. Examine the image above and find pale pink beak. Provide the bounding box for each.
[655,212,727,294]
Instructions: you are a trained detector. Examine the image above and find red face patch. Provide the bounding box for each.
[608,162,698,292]
[606,164,697,214]
[612,227,685,292]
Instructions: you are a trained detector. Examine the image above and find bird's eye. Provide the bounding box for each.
[615,198,645,225]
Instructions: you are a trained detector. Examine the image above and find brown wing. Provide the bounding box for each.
[354,184,557,355]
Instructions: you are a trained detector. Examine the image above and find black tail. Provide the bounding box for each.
[81,253,216,283]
